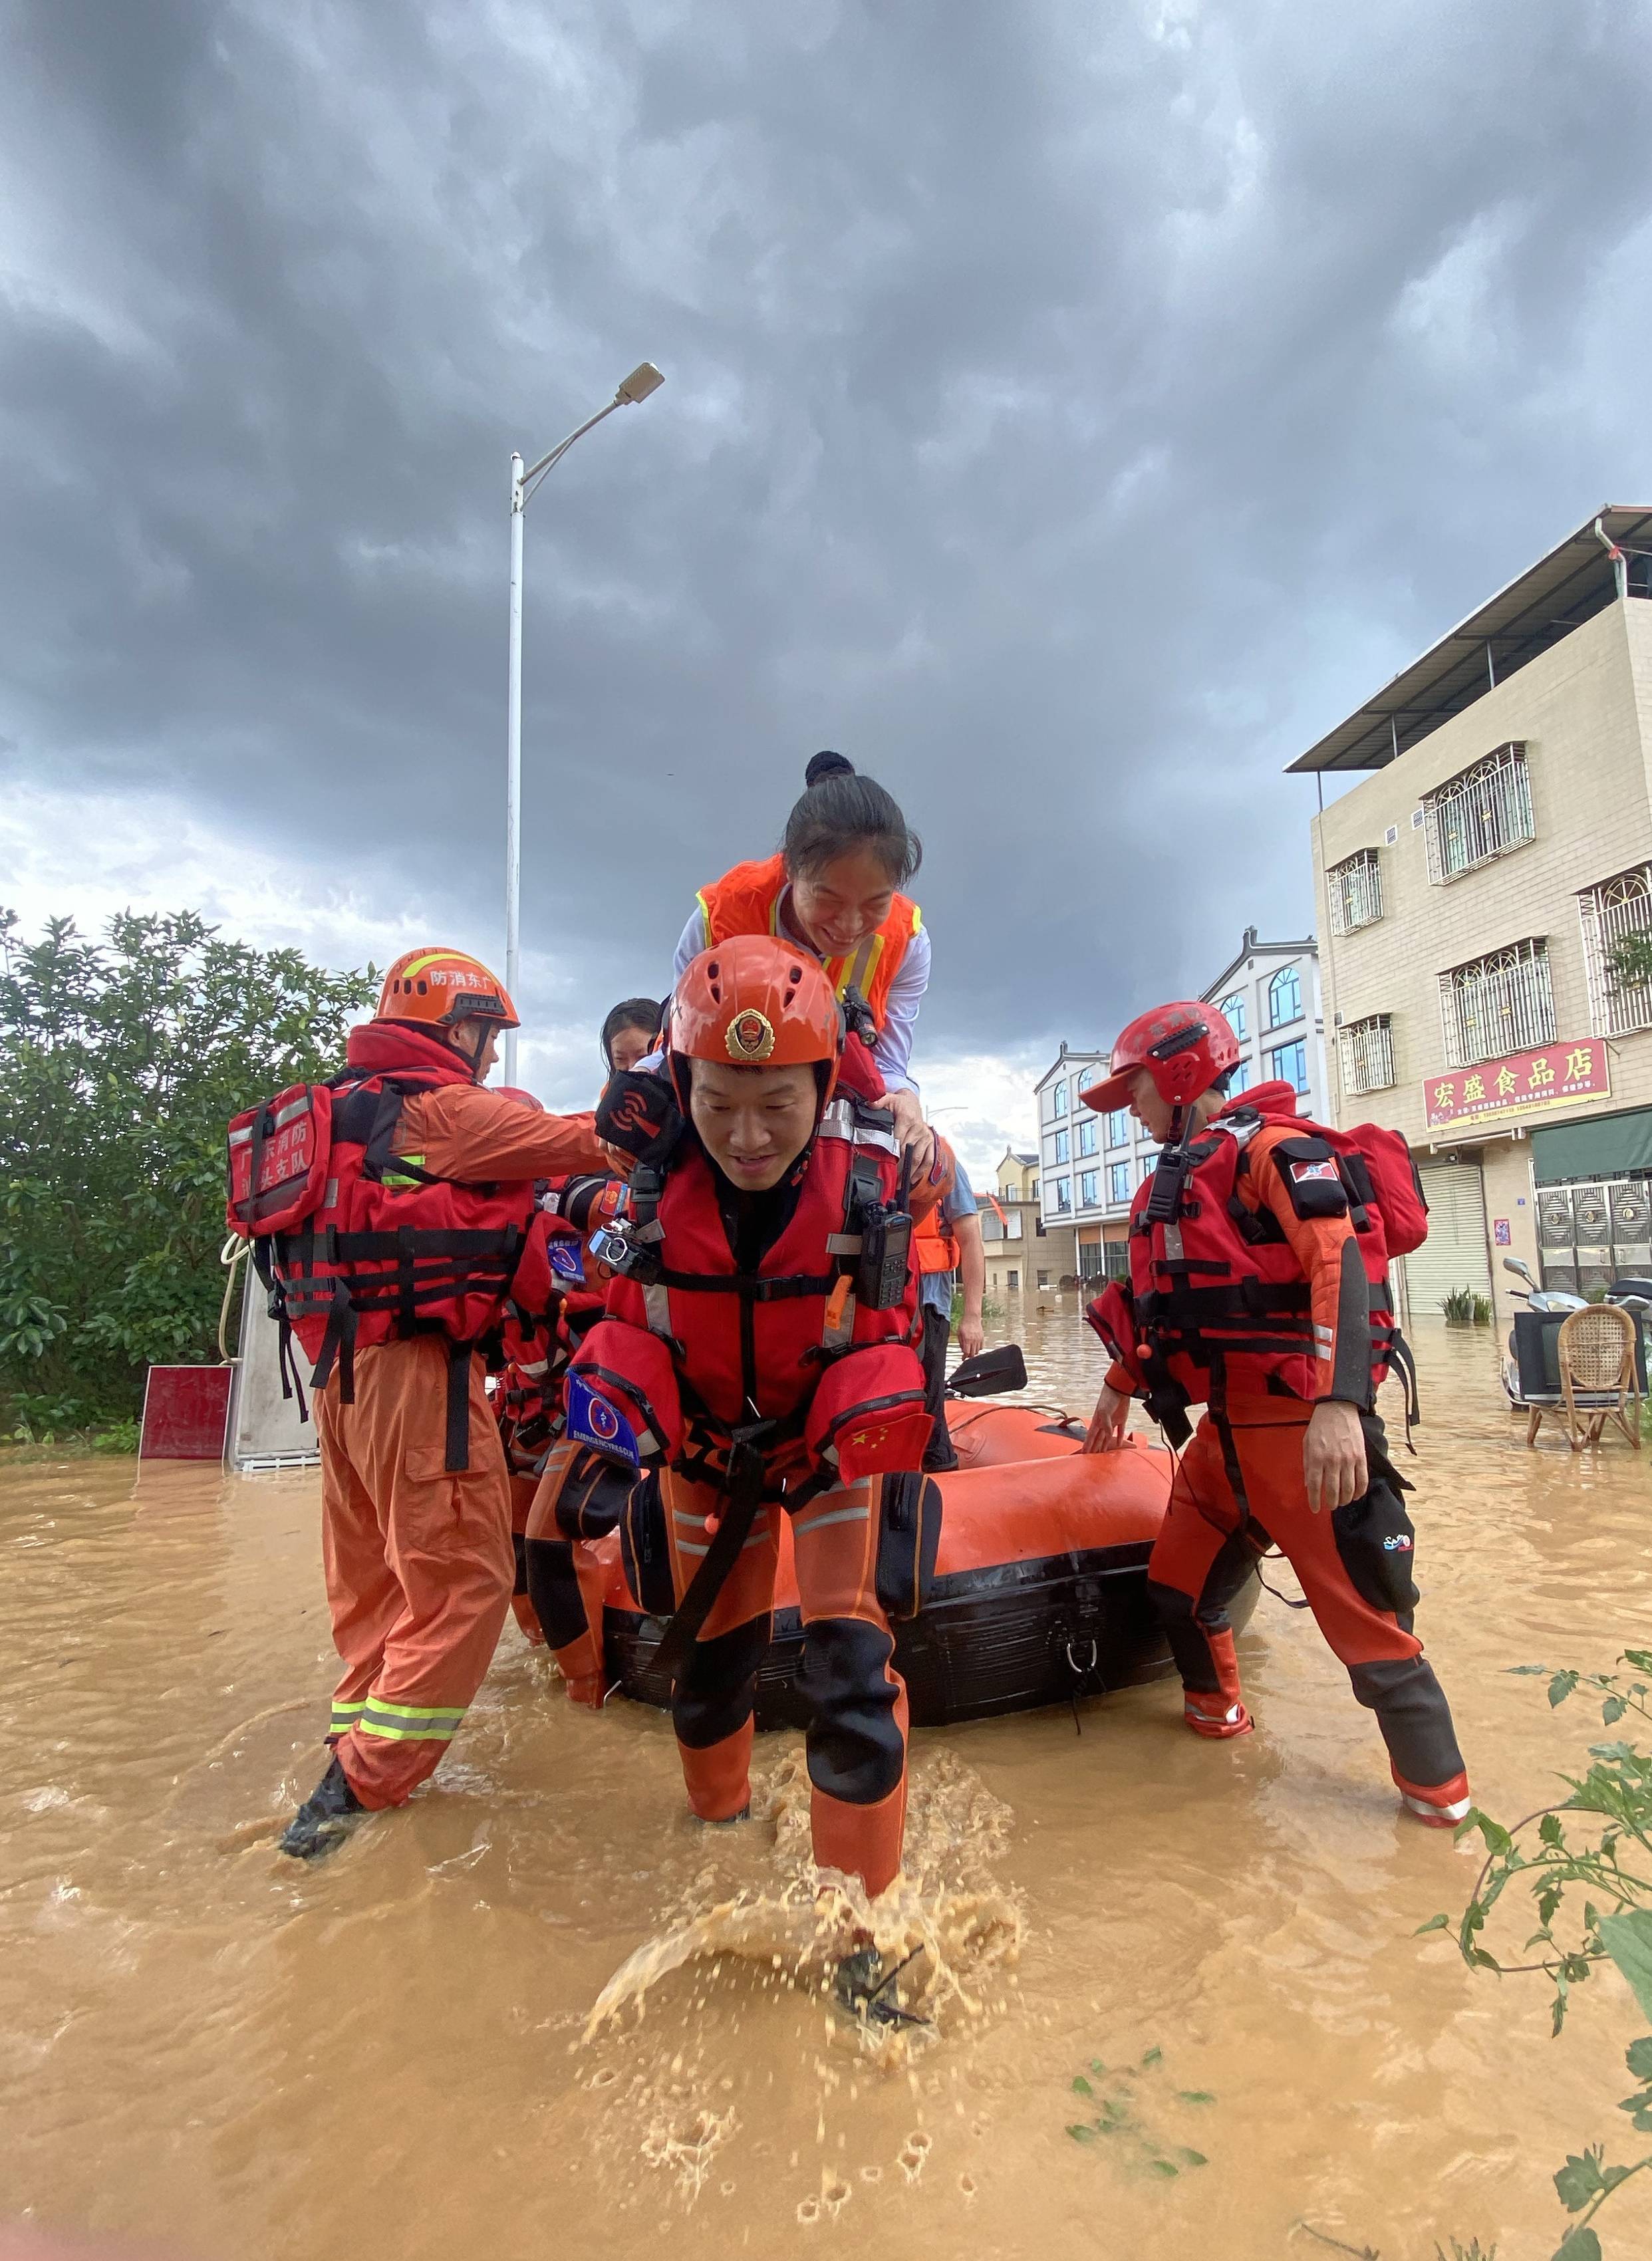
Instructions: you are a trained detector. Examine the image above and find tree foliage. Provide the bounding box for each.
[0,909,374,1423]
[1607,933,1652,994]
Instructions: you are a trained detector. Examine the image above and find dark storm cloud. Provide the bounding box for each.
[4,0,1652,1069]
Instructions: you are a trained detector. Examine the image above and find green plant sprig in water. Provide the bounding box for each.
[1063,2044,1211,2181]
[1414,1651,1652,2260]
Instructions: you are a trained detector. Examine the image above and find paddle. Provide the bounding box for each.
[946,1343,1028,1398]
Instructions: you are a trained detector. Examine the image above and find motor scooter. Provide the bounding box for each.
[1499,1255,1652,1407]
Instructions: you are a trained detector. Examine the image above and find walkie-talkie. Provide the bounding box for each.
[856,1144,914,1309]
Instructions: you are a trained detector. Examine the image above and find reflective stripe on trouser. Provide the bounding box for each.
[661,1465,910,1897]
[316,1336,515,1809]
[1145,1401,1467,1794]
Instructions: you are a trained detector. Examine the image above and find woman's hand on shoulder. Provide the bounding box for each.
[887,1087,935,1178]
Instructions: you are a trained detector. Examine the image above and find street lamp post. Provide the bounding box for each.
[503,360,664,1083]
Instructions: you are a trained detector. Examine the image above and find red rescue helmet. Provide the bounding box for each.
[1079,1001,1241,1115]
[378,948,520,1032]
[668,936,845,1108]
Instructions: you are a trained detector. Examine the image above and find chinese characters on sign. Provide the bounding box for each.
[1424,1038,1611,1132]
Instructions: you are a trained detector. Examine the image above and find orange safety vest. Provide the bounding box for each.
[696,853,922,1031]
[912,1202,960,1275]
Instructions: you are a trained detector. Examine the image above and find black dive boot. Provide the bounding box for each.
[832,1945,928,2030]
[279,1756,366,1860]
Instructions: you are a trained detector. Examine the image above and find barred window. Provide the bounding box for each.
[1327,848,1383,934]
[1423,743,1534,883]
[1437,938,1555,1067]
[1579,864,1652,1037]
[1339,1013,1395,1095]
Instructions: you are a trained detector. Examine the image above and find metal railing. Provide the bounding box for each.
[1438,938,1556,1067]
[1328,848,1383,934]
[1339,1013,1395,1095]
[1580,864,1652,1037]
[1424,743,1534,884]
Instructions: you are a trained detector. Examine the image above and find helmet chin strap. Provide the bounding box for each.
[1166,1101,1186,1147]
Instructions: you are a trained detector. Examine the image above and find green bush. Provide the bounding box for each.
[1441,1285,1476,1323]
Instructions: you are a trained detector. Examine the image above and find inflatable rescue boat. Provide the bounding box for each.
[592,1397,1258,1728]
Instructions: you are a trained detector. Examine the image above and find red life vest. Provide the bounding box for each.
[493,1207,585,1477]
[602,1092,924,1479]
[696,853,922,1033]
[226,1021,537,1467]
[1109,1083,1425,1420]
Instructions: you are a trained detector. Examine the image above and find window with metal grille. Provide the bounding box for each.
[1327,848,1383,933]
[1339,1013,1395,1095]
[1423,743,1534,882]
[1437,938,1555,1066]
[1579,864,1652,1037]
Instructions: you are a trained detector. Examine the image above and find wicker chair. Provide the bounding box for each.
[1532,1305,1643,1452]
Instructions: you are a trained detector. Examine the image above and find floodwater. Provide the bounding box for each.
[4,1301,1651,2261]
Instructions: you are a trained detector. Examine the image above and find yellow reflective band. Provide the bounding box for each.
[402,949,481,980]
[358,1718,460,1741]
[910,902,922,934]
[381,1152,426,1190]
[696,888,711,931]
[361,1698,469,1720]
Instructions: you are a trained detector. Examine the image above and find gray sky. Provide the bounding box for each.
[4,0,1651,1170]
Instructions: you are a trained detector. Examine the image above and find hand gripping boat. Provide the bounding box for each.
[589,1350,1259,1728]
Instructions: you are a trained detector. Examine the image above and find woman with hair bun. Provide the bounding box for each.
[675,753,932,1156]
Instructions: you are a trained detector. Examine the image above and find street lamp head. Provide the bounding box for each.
[615,361,665,405]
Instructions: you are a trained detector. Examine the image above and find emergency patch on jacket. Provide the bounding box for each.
[548,1239,586,1284]
[565,1373,638,1468]
[1274,1136,1349,1220]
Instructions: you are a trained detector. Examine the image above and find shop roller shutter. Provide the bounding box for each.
[1403,1159,1491,1318]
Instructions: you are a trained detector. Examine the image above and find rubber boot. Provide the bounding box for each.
[279,1755,367,1860]
[1184,1693,1254,1739]
[1393,1766,1472,1828]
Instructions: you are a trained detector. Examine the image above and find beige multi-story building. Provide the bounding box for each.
[1295,506,1652,1326]
[980,1147,1079,1296]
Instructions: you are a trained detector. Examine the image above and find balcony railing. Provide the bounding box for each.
[1580,863,1652,1037]
[1438,938,1556,1067]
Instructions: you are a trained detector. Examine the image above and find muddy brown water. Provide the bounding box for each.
[3,1304,1651,2260]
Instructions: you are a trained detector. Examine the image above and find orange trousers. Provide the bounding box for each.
[662,1466,909,1898]
[1147,1401,1467,1809]
[315,1337,515,1808]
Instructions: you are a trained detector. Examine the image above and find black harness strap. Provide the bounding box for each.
[650,1422,775,1684]
[445,1339,474,1472]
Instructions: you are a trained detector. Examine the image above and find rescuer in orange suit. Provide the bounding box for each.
[565,938,954,2010]
[1080,1001,1470,1829]
[240,949,608,1858]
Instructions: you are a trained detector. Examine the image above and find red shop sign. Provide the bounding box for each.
[1423,1037,1611,1131]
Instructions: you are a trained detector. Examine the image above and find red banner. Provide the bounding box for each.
[1423,1037,1611,1131]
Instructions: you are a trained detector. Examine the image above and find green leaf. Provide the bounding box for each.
[1602,1694,1629,1726]
[1550,1670,1581,1708]
[1458,1809,1512,1855]
[1089,2059,1107,2074]
[1508,1663,1549,1675]
[1551,2228,1602,2261]
[1065,2123,1095,2143]
[1625,2036,1652,2079]
[1140,2046,1163,2067]
[1170,2147,1208,2167]
[1621,1650,1652,1674]
[1554,2147,1605,2211]
[1586,1741,1638,1762]
[1175,2090,1216,2105]
[1599,1910,1652,2022]
[1071,2076,1094,2097]
[1414,1913,1450,1934]
[1101,2097,1131,2124]
[1540,1813,1566,1846]
[1147,2159,1178,2179]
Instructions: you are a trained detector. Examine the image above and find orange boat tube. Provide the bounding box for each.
[590,1402,1258,1727]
